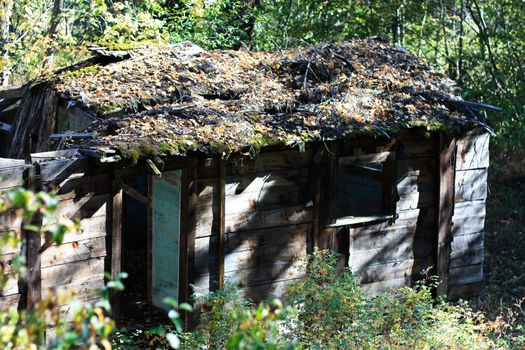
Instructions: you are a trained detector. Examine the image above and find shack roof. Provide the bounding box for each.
[52,39,493,158]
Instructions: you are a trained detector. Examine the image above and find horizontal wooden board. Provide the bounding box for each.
[196,185,306,219]
[196,205,312,237]
[41,257,105,288]
[242,278,302,301]
[57,215,107,245]
[451,231,483,253]
[0,293,21,309]
[456,131,489,170]
[39,157,111,183]
[226,224,309,253]
[453,200,486,220]
[43,274,105,306]
[197,169,310,198]
[0,164,30,190]
[396,172,436,196]
[350,239,434,270]
[352,223,434,253]
[224,262,305,287]
[41,236,106,268]
[43,194,109,224]
[396,130,439,159]
[198,148,315,178]
[448,280,484,300]
[397,191,434,211]
[42,173,112,200]
[354,207,436,236]
[455,169,488,203]
[449,264,483,286]
[450,248,483,269]
[360,275,414,296]
[0,274,19,296]
[352,257,433,285]
[0,210,22,231]
[452,215,485,237]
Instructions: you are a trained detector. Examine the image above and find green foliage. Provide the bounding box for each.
[175,250,508,349]
[0,188,124,349]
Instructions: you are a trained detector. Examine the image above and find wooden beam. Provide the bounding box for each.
[122,183,147,205]
[49,132,96,139]
[179,158,197,329]
[0,85,24,99]
[110,171,123,319]
[25,165,42,310]
[147,174,153,304]
[436,135,456,296]
[218,158,226,289]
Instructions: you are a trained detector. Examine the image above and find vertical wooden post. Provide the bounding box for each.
[218,158,226,289]
[25,165,42,310]
[147,173,153,304]
[180,159,197,328]
[311,175,321,250]
[436,135,456,296]
[110,171,123,319]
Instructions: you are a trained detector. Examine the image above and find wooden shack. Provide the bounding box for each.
[0,39,495,320]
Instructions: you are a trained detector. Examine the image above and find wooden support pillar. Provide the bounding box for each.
[218,158,226,289]
[110,171,123,319]
[436,135,456,296]
[25,165,42,310]
[180,159,197,328]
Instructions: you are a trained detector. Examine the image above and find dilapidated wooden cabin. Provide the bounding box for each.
[0,39,494,320]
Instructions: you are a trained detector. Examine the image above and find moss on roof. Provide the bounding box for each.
[52,39,487,159]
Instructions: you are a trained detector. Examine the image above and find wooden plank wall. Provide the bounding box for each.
[193,149,314,300]
[347,131,438,295]
[38,157,112,316]
[0,162,31,308]
[448,131,489,298]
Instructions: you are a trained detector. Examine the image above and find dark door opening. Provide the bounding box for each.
[120,175,168,327]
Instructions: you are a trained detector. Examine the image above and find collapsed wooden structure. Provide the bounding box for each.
[0,39,492,322]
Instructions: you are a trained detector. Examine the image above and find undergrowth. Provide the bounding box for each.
[113,250,519,349]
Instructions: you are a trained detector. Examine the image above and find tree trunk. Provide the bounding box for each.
[1,0,13,86]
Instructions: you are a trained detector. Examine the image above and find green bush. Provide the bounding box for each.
[181,250,509,349]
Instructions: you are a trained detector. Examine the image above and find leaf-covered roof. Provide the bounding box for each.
[53,39,489,158]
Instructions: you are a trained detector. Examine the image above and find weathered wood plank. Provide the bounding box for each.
[456,131,489,170]
[43,173,112,200]
[43,274,104,306]
[55,215,107,245]
[224,262,305,287]
[451,231,483,252]
[197,169,310,198]
[350,239,434,270]
[41,236,106,268]
[110,175,122,319]
[436,136,456,296]
[450,248,483,269]
[453,200,486,220]
[39,157,109,183]
[0,164,31,189]
[196,185,307,219]
[41,257,105,288]
[30,149,80,162]
[449,264,483,285]
[242,278,302,301]
[352,257,434,285]
[196,205,312,238]
[0,86,24,99]
[352,223,434,252]
[455,169,488,203]
[43,194,109,224]
[360,275,414,296]
[448,280,483,300]
[0,293,21,309]
[199,148,314,178]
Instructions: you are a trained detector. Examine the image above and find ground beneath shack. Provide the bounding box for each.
[471,176,525,323]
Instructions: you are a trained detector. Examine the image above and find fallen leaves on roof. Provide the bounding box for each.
[52,39,483,159]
